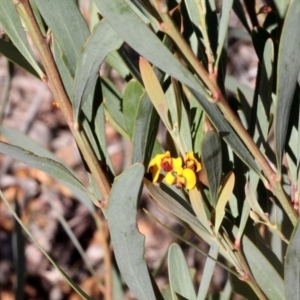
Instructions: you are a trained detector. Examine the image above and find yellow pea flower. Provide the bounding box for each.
[148,151,182,183]
[165,166,197,190]
[185,152,201,172]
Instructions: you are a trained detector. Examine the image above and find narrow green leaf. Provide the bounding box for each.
[123,80,144,138]
[108,164,162,300]
[140,57,171,130]
[225,75,254,101]
[216,0,234,67]
[168,244,197,300]
[245,181,268,222]
[73,20,123,121]
[285,221,300,300]
[0,39,38,77]
[0,0,42,75]
[105,50,131,79]
[165,81,180,132]
[230,272,258,299]
[287,126,298,184]
[165,81,193,152]
[219,278,232,300]
[161,182,189,204]
[144,179,211,238]
[232,227,285,300]
[183,86,204,157]
[112,266,124,300]
[118,45,143,83]
[297,99,300,202]
[34,0,89,76]
[93,100,115,175]
[161,286,173,300]
[81,78,114,177]
[29,0,46,35]
[79,77,115,177]
[52,40,74,100]
[272,0,291,18]
[201,131,222,207]
[82,100,103,158]
[232,0,251,33]
[0,189,92,300]
[204,0,218,57]
[132,92,160,166]
[189,188,212,234]
[178,99,193,153]
[214,172,235,233]
[275,0,300,170]
[252,27,271,62]
[236,89,251,128]
[102,77,129,138]
[0,141,97,209]
[197,242,219,300]
[269,202,286,264]
[236,200,250,242]
[253,38,273,153]
[183,0,200,26]
[228,193,239,218]
[189,30,200,57]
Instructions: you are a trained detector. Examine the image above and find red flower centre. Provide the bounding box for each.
[161,159,173,172]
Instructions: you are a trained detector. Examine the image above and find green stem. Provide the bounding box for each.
[94,213,113,300]
[152,0,298,225]
[15,0,111,204]
[273,182,297,225]
[222,233,267,300]
[267,222,289,245]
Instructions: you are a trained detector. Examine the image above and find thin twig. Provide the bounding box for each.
[14,0,111,205]
[94,212,113,300]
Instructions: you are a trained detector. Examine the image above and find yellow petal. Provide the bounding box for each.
[175,166,183,175]
[149,156,159,170]
[148,152,167,171]
[186,152,194,160]
[151,164,160,182]
[182,168,196,190]
[172,157,183,171]
[165,151,171,157]
[165,172,176,185]
[195,160,202,172]
[185,151,201,172]
[148,156,158,169]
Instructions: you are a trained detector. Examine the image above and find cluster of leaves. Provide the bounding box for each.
[1,0,300,299]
